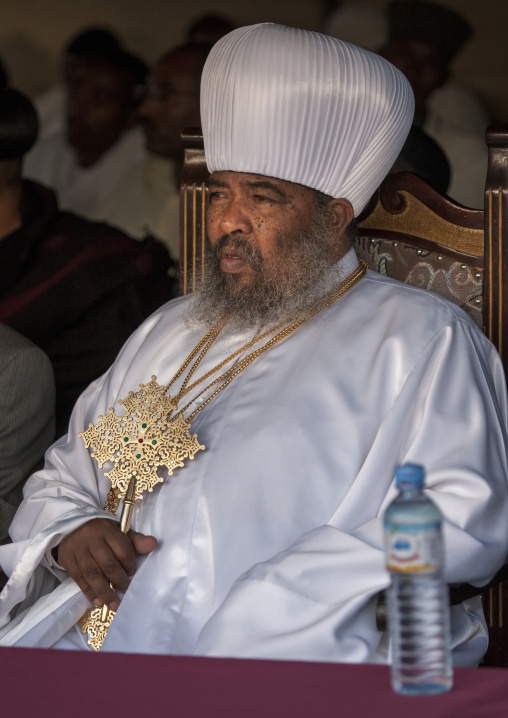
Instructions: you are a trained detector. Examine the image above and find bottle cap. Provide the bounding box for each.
[395,463,424,489]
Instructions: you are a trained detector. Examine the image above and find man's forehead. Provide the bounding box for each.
[209,171,313,197]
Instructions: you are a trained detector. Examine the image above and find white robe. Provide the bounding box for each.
[1,250,507,665]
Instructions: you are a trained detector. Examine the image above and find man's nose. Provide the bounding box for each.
[218,199,253,236]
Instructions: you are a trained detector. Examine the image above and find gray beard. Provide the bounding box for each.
[184,205,344,332]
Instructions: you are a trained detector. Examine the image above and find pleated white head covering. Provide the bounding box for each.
[201,23,414,216]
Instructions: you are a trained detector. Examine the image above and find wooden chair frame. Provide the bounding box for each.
[179,128,209,296]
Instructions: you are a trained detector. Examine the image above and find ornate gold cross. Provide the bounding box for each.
[77,375,205,650]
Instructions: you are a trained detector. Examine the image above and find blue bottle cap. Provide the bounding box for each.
[395,463,424,489]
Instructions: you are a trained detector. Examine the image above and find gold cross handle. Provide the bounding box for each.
[80,476,137,651]
[119,475,137,533]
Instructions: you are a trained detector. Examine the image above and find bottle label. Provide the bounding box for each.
[385,521,443,573]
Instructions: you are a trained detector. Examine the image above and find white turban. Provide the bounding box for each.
[201,23,414,216]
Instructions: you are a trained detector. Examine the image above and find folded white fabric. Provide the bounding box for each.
[201,23,414,216]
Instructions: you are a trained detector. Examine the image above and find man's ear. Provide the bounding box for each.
[328,198,354,239]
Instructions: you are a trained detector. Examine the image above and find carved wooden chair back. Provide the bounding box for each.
[178,126,508,666]
[355,173,484,329]
[356,127,508,376]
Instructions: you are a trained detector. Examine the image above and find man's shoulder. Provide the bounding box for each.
[23,131,71,180]
[22,180,144,256]
[0,324,37,354]
[46,212,174,300]
[359,269,486,338]
[0,325,52,373]
[51,208,140,244]
[15,191,174,305]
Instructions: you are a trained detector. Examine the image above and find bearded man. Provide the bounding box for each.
[0,25,507,667]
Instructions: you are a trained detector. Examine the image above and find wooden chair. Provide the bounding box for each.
[355,127,508,373]
[178,125,508,667]
[179,128,209,296]
[355,173,484,329]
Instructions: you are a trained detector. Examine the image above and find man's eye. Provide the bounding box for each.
[253,194,273,203]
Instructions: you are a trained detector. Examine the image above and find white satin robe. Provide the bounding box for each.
[1,250,507,665]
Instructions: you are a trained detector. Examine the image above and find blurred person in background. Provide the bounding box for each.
[0,324,54,550]
[34,27,121,141]
[0,88,173,437]
[381,0,489,207]
[24,42,146,220]
[324,2,450,193]
[99,16,236,261]
[323,2,388,52]
[186,13,235,44]
[99,43,212,261]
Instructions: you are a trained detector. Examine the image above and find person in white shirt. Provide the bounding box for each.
[24,45,146,220]
[98,43,212,260]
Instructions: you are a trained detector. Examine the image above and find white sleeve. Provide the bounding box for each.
[0,371,121,627]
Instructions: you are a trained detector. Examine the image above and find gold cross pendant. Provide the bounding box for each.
[77,376,205,650]
[79,376,205,502]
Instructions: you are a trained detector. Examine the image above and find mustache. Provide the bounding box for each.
[214,235,263,269]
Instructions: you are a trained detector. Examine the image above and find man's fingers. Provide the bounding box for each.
[58,518,134,607]
[64,550,120,610]
[104,529,138,578]
[60,555,97,605]
[92,540,133,594]
[129,530,158,555]
[57,518,158,608]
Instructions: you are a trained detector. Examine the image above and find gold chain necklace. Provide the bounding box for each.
[78,260,367,649]
[174,260,368,421]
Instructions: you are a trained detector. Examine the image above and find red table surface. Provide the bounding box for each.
[1,646,507,717]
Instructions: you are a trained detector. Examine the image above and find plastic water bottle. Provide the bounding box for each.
[384,464,453,695]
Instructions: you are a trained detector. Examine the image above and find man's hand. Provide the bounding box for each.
[57,518,158,610]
